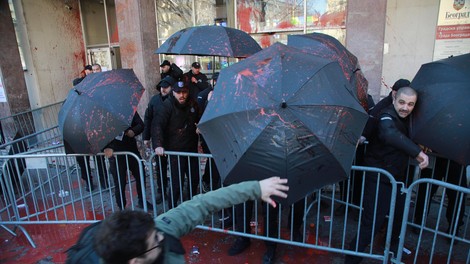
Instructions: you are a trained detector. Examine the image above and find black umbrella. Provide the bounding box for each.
[287,33,369,111]
[58,69,144,154]
[197,43,368,205]
[411,53,470,165]
[155,25,262,58]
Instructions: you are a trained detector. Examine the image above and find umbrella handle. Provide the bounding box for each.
[74,89,82,95]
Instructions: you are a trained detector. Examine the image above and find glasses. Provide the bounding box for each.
[136,231,163,257]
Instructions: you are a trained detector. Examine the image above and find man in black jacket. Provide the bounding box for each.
[159,60,183,84]
[153,81,200,209]
[362,79,410,140]
[143,76,176,203]
[345,87,429,264]
[184,62,208,100]
[104,112,153,210]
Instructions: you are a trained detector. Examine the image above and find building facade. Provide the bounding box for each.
[0,0,446,118]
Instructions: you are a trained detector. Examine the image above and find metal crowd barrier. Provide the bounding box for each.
[396,155,470,264]
[0,151,146,247]
[1,150,468,263]
[0,101,63,150]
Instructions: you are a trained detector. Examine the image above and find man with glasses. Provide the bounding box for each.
[93,176,289,264]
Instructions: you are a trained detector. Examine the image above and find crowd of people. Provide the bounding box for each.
[68,62,467,264]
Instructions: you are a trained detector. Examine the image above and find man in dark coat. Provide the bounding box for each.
[153,81,200,209]
[104,112,153,210]
[159,60,183,85]
[369,78,411,118]
[345,87,429,264]
[183,62,208,100]
[143,76,175,203]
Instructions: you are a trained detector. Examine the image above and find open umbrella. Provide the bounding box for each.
[155,25,262,58]
[198,43,368,205]
[410,53,470,165]
[287,33,369,110]
[58,69,144,154]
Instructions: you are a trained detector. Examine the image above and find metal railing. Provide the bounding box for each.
[0,101,63,149]
[0,150,468,262]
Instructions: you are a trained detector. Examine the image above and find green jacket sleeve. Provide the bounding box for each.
[155,181,261,238]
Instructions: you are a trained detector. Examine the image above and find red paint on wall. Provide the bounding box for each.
[237,4,253,33]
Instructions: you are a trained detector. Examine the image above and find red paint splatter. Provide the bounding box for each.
[276,21,294,29]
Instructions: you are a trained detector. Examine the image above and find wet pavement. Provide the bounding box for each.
[1,213,468,264]
[0,222,346,264]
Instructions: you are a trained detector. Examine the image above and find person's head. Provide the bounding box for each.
[172,81,189,104]
[92,63,102,73]
[84,65,93,75]
[191,62,201,75]
[158,76,175,97]
[160,60,171,73]
[391,78,411,97]
[94,210,164,264]
[392,86,417,119]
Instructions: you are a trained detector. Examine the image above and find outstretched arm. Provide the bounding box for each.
[156,177,288,238]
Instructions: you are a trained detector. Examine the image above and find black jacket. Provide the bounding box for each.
[369,92,392,118]
[104,112,144,155]
[152,96,200,152]
[196,86,213,114]
[364,105,421,181]
[143,93,171,141]
[183,70,209,100]
[161,63,183,81]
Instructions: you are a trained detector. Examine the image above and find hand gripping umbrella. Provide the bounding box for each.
[411,53,470,165]
[197,43,368,205]
[58,69,144,154]
[155,25,262,58]
[287,33,369,111]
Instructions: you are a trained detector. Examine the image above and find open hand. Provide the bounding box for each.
[259,177,289,208]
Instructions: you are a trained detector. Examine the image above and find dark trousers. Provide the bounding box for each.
[414,157,467,228]
[348,173,405,259]
[76,155,108,187]
[340,143,367,206]
[155,155,168,191]
[233,199,305,249]
[167,155,199,208]
[202,158,221,189]
[201,137,221,189]
[109,154,145,209]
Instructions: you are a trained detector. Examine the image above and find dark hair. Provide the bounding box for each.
[396,86,417,98]
[392,79,411,91]
[94,210,155,264]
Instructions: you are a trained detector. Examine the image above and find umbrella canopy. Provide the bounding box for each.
[410,53,470,165]
[198,43,368,205]
[155,25,262,58]
[287,33,369,110]
[58,69,144,154]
